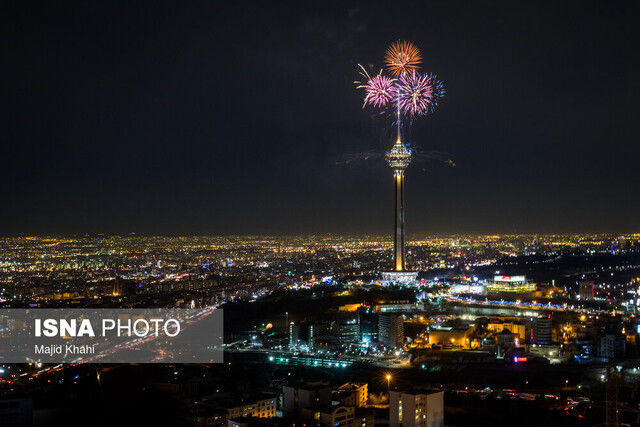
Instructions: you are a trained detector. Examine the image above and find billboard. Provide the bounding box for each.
[493,275,526,283]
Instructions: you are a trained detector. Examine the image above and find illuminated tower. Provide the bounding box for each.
[386,136,411,271]
[381,108,418,285]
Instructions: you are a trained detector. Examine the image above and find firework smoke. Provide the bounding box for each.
[335,148,454,169]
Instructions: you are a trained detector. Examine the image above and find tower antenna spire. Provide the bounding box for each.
[396,89,401,142]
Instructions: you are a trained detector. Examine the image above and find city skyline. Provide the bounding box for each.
[2,1,640,235]
[3,2,640,425]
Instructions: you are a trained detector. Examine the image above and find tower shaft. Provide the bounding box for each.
[386,139,411,272]
[393,170,406,271]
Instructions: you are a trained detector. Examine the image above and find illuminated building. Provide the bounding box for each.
[358,307,378,343]
[289,322,314,350]
[484,275,536,294]
[378,314,404,348]
[532,316,553,344]
[448,283,484,294]
[425,326,473,348]
[389,390,444,427]
[579,280,594,300]
[338,318,360,344]
[289,322,298,348]
[284,382,375,426]
[337,383,368,408]
[376,302,419,313]
[486,321,527,340]
[223,396,277,420]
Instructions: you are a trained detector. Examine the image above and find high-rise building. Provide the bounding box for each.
[533,316,553,344]
[378,314,404,348]
[579,280,594,300]
[339,318,360,344]
[289,322,314,349]
[599,334,626,360]
[358,307,378,343]
[389,390,444,427]
[289,322,299,348]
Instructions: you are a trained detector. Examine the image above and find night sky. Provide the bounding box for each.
[2,1,639,235]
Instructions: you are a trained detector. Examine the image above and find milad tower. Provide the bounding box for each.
[356,40,444,285]
[382,111,418,284]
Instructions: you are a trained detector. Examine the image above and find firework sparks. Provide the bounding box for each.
[384,41,422,77]
[355,65,396,108]
[396,72,445,117]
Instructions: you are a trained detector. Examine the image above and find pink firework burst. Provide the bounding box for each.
[396,72,445,117]
[355,65,396,109]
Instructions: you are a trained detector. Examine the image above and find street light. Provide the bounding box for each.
[386,373,392,391]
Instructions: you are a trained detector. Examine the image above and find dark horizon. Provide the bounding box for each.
[3,1,639,236]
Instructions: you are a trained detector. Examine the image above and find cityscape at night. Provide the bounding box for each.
[2,234,640,425]
[2,1,640,426]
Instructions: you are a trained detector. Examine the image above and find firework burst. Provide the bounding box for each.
[384,41,422,77]
[396,72,445,117]
[355,65,396,108]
